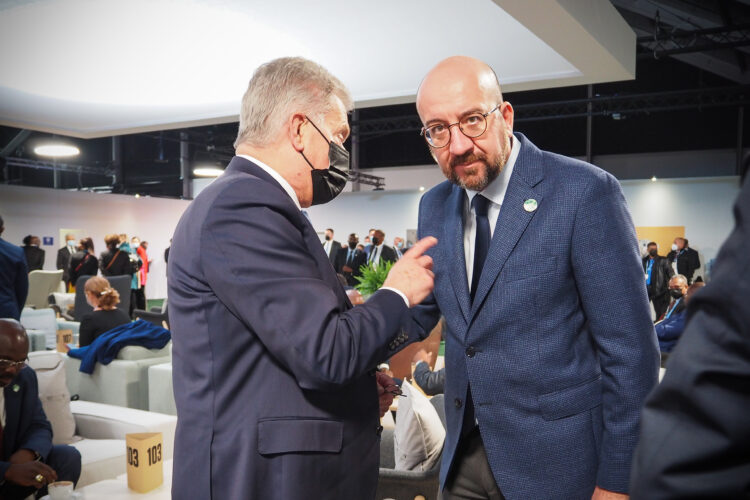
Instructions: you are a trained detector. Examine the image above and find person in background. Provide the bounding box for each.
[164,239,171,265]
[0,215,28,321]
[99,234,132,277]
[0,319,82,500]
[335,233,367,286]
[412,347,445,396]
[120,235,138,316]
[135,240,150,310]
[655,281,705,356]
[667,237,700,284]
[77,276,131,347]
[68,237,97,290]
[21,236,44,272]
[643,241,673,321]
[130,236,146,312]
[630,175,750,499]
[659,274,688,322]
[322,228,342,267]
[393,237,405,259]
[367,229,397,268]
[363,228,376,257]
[56,234,76,289]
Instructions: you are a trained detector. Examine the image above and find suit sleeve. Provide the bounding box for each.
[200,189,414,391]
[663,258,674,279]
[570,173,660,493]
[413,362,445,396]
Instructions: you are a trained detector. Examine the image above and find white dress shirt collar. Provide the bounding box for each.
[464,133,520,207]
[236,154,301,211]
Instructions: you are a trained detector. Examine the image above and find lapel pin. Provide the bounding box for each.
[12,384,19,392]
[523,199,538,212]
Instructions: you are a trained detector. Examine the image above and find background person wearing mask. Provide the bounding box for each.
[56,234,76,289]
[68,237,97,289]
[643,241,674,321]
[322,228,341,267]
[367,229,397,268]
[335,233,367,286]
[167,57,435,500]
[21,236,44,272]
[659,274,688,322]
[667,237,700,284]
[78,276,131,347]
[0,215,28,321]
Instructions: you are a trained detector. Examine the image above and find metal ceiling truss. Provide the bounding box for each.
[637,21,750,59]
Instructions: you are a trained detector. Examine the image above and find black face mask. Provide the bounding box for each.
[669,289,684,299]
[649,249,658,257]
[325,235,331,241]
[299,117,349,206]
[371,236,381,246]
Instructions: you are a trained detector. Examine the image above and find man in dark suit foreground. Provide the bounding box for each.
[0,319,81,499]
[168,57,435,500]
[410,56,658,500]
[630,176,750,499]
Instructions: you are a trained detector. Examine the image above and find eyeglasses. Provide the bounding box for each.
[0,358,28,370]
[420,104,501,148]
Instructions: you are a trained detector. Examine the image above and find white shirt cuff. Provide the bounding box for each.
[380,286,410,308]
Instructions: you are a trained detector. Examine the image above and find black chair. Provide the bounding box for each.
[376,394,446,500]
[134,298,169,328]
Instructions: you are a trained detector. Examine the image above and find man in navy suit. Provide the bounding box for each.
[0,216,29,321]
[168,57,436,500]
[630,176,750,498]
[0,319,81,499]
[410,57,659,500]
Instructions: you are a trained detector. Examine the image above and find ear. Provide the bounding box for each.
[501,101,514,133]
[288,113,307,153]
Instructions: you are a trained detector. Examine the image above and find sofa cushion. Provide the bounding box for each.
[393,380,445,471]
[70,438,126,487]
[27,351,77,445]
[116,343,171,360]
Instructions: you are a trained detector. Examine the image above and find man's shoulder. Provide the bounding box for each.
[0,239,24,259]
[422,180,457,205]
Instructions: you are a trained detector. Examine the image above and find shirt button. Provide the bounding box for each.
[455,398,463,408]
[466,346,476,358]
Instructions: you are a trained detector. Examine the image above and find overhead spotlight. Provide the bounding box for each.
[651,176,657,182]
[418,186,425,192]
[135,193,141,198]
[193,166,224,178]
[34,144,80,157]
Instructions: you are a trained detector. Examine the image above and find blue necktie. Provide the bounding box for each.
[471,194,491,303]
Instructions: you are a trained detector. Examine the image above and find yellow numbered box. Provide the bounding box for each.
[56,329,73,352]
[126,432,164,493]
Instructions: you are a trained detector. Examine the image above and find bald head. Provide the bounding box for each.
[417,56,502,116]
[0,319,29,387]
[416,56,514,192]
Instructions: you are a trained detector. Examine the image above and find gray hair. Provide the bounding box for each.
[234,57,353,149]
[670,274,688,286]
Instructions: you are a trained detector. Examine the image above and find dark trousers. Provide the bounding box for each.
[441,427,504,500]
[0,445,82,499]
[131,286,146,313]
[650,293,670,322]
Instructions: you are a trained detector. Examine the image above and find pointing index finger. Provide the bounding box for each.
[405,237,438,258]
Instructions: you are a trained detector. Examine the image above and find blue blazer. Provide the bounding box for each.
[0,238,28,320]
[0,367,54,478]
[168,157,414,500]
[412,134,659,499]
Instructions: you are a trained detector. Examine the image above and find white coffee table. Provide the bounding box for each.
[75,459,173,499]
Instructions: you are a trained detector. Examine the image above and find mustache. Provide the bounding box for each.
[449,152,488,169]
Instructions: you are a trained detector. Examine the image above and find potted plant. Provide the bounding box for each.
[354,261,395,299]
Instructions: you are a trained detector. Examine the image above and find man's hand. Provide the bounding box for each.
[375,371,397,417]
[4,461,57,488]
[382,237,437,307]
[592,486,628,500]
[9,449,36,464]
[412,348,432,366]
[342,265,353,273]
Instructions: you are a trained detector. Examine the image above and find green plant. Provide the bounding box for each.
[354,261,394,298]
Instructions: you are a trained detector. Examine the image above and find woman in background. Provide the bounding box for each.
[68,237,98,288]
[100,233,131,276]
[78,276,130,347]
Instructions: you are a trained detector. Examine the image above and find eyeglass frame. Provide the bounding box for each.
[420,104,502,148]
[0,357,28,369]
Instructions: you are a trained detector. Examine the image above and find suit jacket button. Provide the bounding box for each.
[466,346,476,358]
[376,425,384,437]
[455,398,463,408]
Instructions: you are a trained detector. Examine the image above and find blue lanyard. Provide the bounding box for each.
[646,259,654,285]
[665,298,682,319]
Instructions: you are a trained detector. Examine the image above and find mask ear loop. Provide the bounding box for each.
[299,116,330,170]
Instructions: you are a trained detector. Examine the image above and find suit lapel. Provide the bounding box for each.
[445,186,471,325]
[3,382,21,459]
[470,134,544,319]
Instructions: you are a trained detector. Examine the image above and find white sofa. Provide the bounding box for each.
[65,343,172,410]
[28,352,177,488]
[148,362,176,416]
